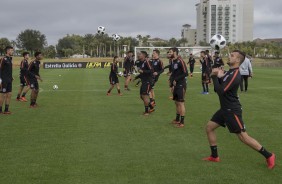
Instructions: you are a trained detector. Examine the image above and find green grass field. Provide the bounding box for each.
[0,66,281,184]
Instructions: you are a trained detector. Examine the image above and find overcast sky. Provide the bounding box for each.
[0,0,281,45]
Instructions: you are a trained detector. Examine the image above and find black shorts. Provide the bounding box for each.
[140,81,152,95]
[211,109,246,134]
[29,80,39,90]
[190,66,194,73]
[202,72,210,82]
[173,84,186,102]
[0,81,12,93]
[109,75,119,85]
[151,77,159,89]
[20,76,29,87]
[123,70,131,77]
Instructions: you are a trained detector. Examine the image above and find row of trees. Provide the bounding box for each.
[0,29,281,58]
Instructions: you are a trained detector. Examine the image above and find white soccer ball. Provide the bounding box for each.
[210,34,227,50]
[97,26,106,34]
[112,34,120,41]
[53,85,58,90]
[118,71,123,77]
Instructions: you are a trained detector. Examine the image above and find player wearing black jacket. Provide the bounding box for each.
[0,46,14,114]
[213,51,224,68]
[123,51,134,91]
[200,51,210,94]
[188,54,196,77]
[134,51,154,115]
[107,56,122,96]
[28,52,43,108]
[169,48,188,128]
[203,50,276,170]
[149,49,164,107]
[16,52,30,102]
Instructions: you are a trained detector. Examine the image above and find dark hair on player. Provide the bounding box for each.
[232,50,246,64]
[140,51,148,57]
[34,51,42,58]
[113,56,118,61]
[23,52,29,57]
[205,50,210,54]
[5,46,13,53]
[169,47,179,55]
[127,50,133,54]
[153,49,160,55]
[200,51,206,55]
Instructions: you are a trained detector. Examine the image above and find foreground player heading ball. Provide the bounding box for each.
[203,50,275,169]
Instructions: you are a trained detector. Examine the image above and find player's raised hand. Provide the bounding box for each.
[211,68,219,76]
[217,68,225,78]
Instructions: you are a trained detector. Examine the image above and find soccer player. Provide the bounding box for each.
[0,46,14,114]
[107,56,122,96]
[206,50,213,84]
[203,50,275,169]
[123,51,134,91]
[169,48,188,128]
[150,49,164,107]
[188,54,196,77]
[200,51,210,94]
[239,56,253,92]
[213,51,224,68]
[134,51,154,115]
[28,52,43,108]
[16,52,30,102]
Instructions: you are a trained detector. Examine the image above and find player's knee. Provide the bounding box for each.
[237,132,249,143]
[206,121,215,132]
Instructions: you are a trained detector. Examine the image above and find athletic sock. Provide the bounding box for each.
[0,106,2,112]
[210,146,218,158]
[180,116,185,124]
[150,98,153,103]
[125,85,128,89]
[176,114,180,122]
[4,105,9,112]
[30,99,36,106]
[202,83,206,92]
[22,92,26,97]
[145,106,149,113]
[259,147,272,159]
[17,94,20,99]
[117,89,121,94]
[149,104,153,109]
[206,83,209,92]
[107,90,111,94]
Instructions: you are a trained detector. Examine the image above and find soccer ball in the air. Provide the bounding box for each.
[53,85,58,90]
[112,34,120,41]
[97,26,106,34]
[210,34,226,50]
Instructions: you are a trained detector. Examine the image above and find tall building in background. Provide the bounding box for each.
[181,24,197,46]
[196,0,253,44]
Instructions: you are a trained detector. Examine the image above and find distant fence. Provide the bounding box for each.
[43,62,123,69]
